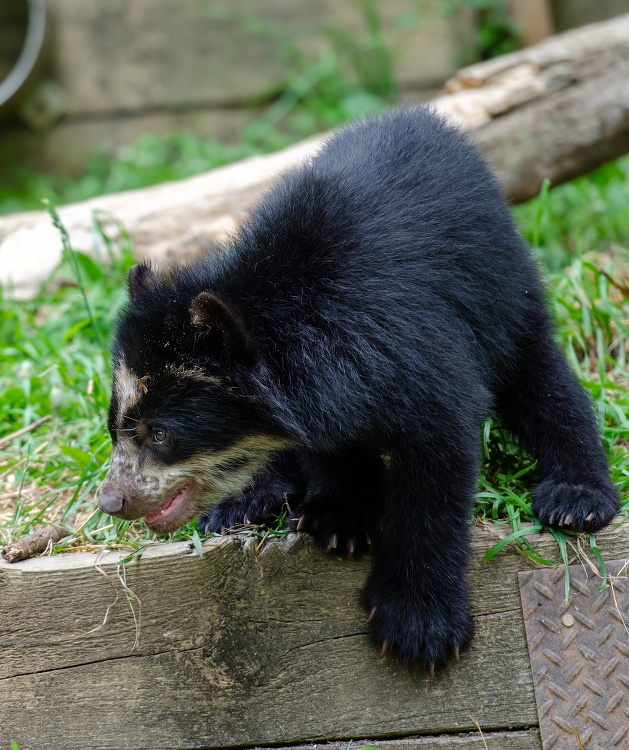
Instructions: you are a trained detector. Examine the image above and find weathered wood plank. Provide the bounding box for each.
[0,523,626,750]
[263,730,542,749]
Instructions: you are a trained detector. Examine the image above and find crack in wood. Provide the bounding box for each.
[0,645,204,682]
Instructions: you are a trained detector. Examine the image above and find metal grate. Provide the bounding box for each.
[519,558,629,750]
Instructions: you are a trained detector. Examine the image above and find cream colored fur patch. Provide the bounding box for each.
[115,361,143,427]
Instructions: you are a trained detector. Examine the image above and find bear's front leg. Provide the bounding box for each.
[287,447,386,557]
[496,336,619,532]
[362,443,477,672]
[200,450,306,533]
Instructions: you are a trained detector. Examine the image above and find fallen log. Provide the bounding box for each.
[1,13,628,298]
[441,12,629,203]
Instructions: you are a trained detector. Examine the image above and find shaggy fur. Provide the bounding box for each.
[100,106,618,669]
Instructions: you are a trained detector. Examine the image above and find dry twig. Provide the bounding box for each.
[469,715,489,750]
[1,524,69,562]
[0,415,52,449]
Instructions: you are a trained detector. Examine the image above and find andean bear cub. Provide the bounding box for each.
[99,106,619,671]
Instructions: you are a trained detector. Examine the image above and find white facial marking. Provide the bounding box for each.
[107,357,293,528]
[181,434,293,501]
[106,434,293,522]
[115,361,143,428]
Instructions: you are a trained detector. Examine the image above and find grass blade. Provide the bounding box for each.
[589,533,608,589]
[548,528,570,600]
[483,525,544,562]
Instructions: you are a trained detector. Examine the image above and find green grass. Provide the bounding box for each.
[0,156,627,561]
[0,211,293,554]
[473,175,629,562]
[515,159,629,270]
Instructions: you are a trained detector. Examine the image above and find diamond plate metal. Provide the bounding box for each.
[519,559,629,750]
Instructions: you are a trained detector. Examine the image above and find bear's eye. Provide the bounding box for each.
[152,428,168,444]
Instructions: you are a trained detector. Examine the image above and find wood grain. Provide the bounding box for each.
[268,730,542,749]
[1,523,627,750]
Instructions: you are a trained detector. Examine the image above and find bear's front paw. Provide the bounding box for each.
[288,493,376,558]
[361,574,474,672]
[533,477,619,533]
[199,492,278,535]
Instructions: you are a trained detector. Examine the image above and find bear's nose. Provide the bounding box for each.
[98,491,124,515]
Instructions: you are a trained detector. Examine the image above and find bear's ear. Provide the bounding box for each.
[128,264,159,301]
[190,291,253,362]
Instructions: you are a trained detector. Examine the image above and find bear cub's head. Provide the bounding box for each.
[98,264,290,534]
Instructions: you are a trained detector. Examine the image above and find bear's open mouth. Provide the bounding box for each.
[144,482,197,527]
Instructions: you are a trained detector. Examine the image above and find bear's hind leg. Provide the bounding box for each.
[496,335,618,532]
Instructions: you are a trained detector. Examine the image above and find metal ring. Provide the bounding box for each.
[0,0,47,115]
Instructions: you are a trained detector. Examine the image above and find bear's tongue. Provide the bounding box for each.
[144,484,194,525]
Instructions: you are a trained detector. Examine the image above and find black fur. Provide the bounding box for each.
[110,106,618,669]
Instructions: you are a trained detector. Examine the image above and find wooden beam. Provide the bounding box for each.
[256,730,543,749]
[1,523,627,749]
